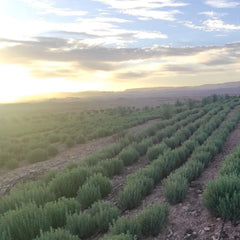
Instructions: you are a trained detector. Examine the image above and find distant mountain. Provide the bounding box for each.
[18,81,240,103]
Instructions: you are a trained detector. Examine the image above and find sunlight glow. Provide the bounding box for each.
[0,65,34,102]
[0,64,113,102]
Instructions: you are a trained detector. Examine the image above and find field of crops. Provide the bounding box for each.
[0,95,240,240]
[0,103,186,170]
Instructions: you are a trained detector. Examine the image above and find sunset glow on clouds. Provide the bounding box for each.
[0,0,239,102]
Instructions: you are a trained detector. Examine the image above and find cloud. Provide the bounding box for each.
[1,37,239,80]
[182,18,240,32]
[116,71,150,79]
[205,0,240,8]
[0,12,167,46]
[203,19,240,31]
[0,37,215,65]
[1,38,240,89]
[92,0,187,21]
[198,11,227,17]
[23,0,87,16]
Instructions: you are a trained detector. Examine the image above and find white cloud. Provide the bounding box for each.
[23,0,87,16]
[0,12,167,46]
[203,19,240,31]
[182,18,240,32]
[198,11,227,18]
[182,21,204,30]
[205,0,240,8]
[92,0,187,21]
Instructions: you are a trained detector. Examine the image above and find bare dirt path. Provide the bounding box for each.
[156,111,240,240]
[0,118,160,196]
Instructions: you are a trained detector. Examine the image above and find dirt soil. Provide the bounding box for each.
[0,118,160,196]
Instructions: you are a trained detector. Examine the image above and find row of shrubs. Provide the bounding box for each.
[0,100,237,240]
[0,106,197,215]
[0,105,212,240]
[0,105,200,170]
[117,105,224,210]
[203,144,240,223]
[163,107,240,205]
[0,102,231,214]
[83,106,203,167]
[0,97,235,169]
[0,199,120,240]
[106,202,169,239]
[1,103,188,169]
[0,197,79,240]
[146,106,219,161]
[66,201,120,239]
[11,202,168,240]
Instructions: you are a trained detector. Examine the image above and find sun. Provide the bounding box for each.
[0,65,36,102]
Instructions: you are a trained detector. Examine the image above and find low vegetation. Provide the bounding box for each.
[0,96,239,240]
[203,145,240,223]
[0,104,180,170]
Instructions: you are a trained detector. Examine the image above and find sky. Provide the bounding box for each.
[0,0,240,102]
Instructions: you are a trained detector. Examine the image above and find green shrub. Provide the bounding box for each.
[127,176,154,197]
[147,143,169,161]
[119,146,139,166]
[0,152,12,166]
[44,198,79,229]
[87,173,112,197]
[0,203,49,240]
[5,158,19,169]
[164,136,180,149]
[27,148,48,163]
[49,167,90,198]
[89,201,120,232]
[77,183,101,209]
[41,169,58,183]
[48,134,60,143]
[0,183,56,215]
[163,175,188,204]
[97,158,124,177]
[47,145,58,157]
[34,229,79,240]
[89,165,107,176]
[192,150,212,166]
[203,176,240,222]
[110,216,141,237]
[75,134,85,144]
[138,203,169,237]
[177,160,204,182]
[220,149,240,177]
[134,138,153,156]
[66,138,75,148]
[100,234,136,240]
[118,184,142,210]
[66,161,79,170]
[66,212,97,239]
[184,140,199,153]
